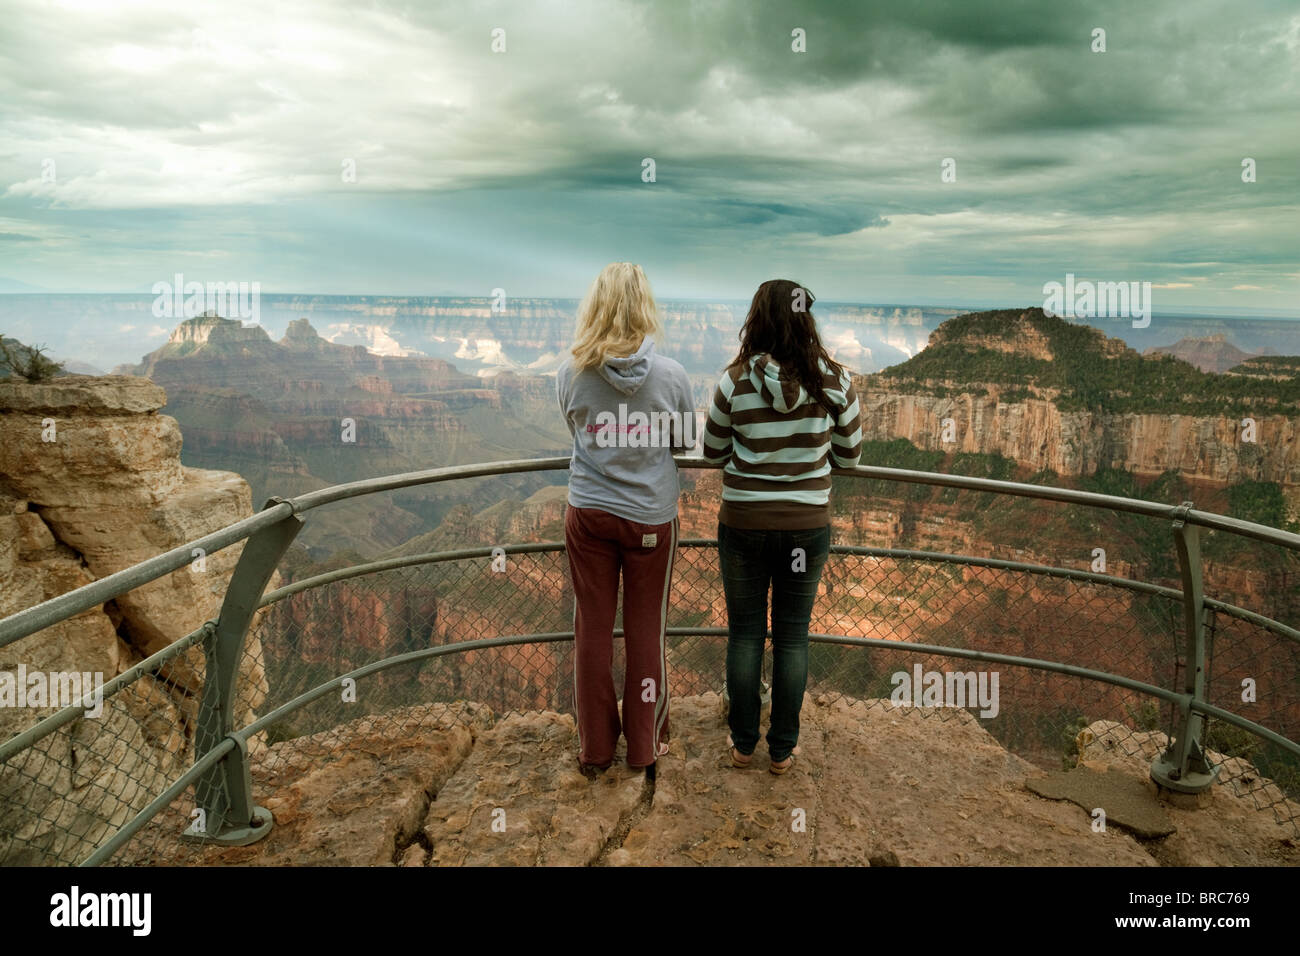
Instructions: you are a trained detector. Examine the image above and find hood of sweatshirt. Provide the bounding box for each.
[599,336,656,395]
[748,354,811,413]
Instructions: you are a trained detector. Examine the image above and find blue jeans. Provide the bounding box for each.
[718,522,830,762]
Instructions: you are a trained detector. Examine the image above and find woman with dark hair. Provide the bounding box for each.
[701,279,861,774]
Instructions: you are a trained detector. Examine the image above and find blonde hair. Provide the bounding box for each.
[570,262,662,370]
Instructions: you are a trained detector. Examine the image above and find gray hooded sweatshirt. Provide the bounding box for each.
[556,337,697,525]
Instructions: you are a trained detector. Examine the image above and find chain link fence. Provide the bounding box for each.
[1203,607,1300,823]
[0,628,203,866]
[98,546,1300,863]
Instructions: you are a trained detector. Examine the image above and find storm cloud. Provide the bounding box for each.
[0,0,1295,309]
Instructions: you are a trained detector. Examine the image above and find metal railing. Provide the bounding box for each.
[2,457,1298,866]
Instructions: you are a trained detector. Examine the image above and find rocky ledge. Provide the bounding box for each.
[119,693,1299,867]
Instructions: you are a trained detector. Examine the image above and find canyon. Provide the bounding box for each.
[116,314,572,557]
[2,304,1299,865]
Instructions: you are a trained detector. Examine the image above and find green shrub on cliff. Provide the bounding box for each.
[1226,480,1296,532]
[0,334,65,382]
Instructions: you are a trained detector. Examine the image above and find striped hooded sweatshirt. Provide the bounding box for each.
[701,355,862,529]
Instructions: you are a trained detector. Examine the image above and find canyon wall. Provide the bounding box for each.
[857,387,1300,487]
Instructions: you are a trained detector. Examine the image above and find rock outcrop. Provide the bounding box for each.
[0,374,273,864]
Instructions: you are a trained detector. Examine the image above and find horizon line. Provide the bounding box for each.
[0,290,1296,321]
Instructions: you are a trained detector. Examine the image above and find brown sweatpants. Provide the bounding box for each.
[564,505,677,768]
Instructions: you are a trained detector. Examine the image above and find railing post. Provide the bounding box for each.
[1151,501,1219,795]
[183,498,303,846]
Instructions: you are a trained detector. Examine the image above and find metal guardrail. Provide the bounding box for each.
[2,456,1299,865]
[7,457,1300,651]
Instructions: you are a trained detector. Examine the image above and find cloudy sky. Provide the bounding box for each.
[1,0,1297,311]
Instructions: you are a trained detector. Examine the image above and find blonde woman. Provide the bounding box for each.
[557,263,697,774]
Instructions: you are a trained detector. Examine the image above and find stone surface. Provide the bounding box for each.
[1077,719,1300,865]
[1026,768,1175,838]
[0,375,169,416]
[617,693,1158,866]
[113,702,493,866]
[422,710,649,866]
[117,695,1300,868]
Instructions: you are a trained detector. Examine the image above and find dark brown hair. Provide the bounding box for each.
[726,279,845,414]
